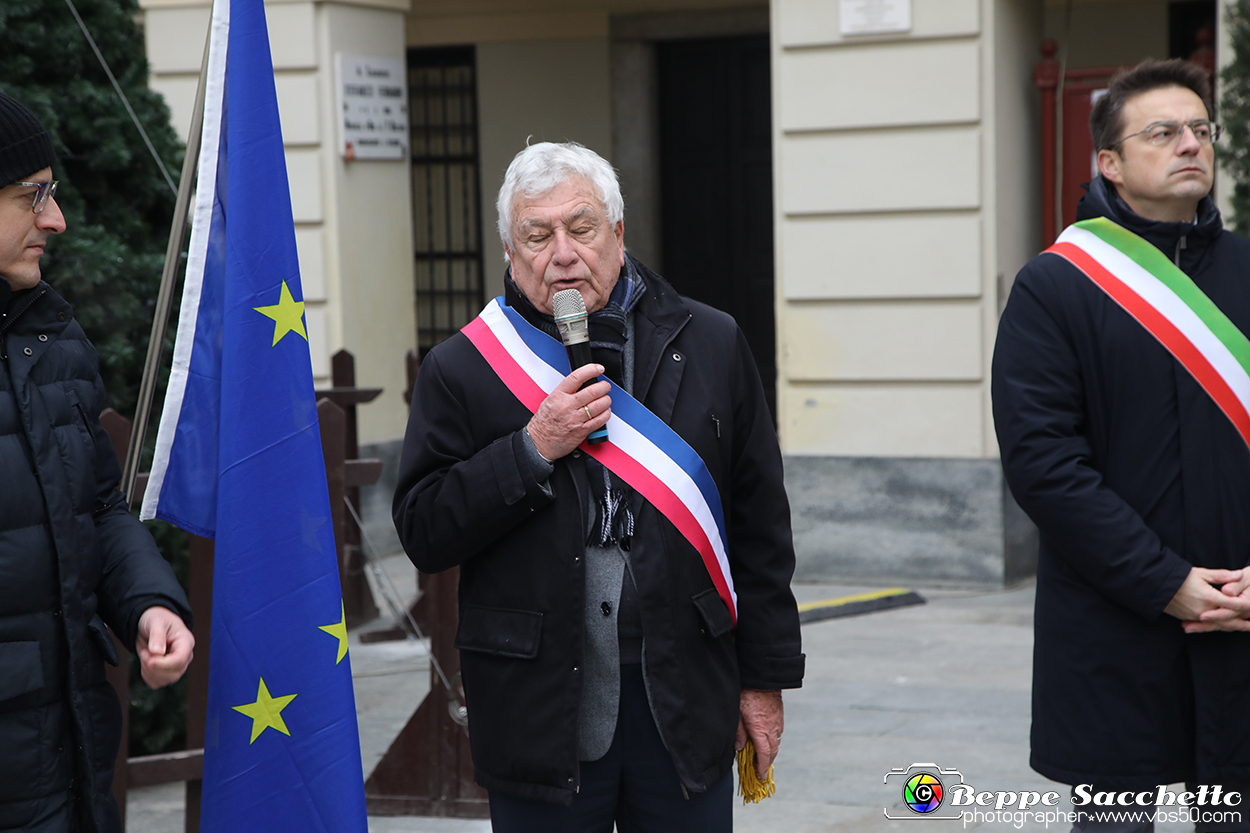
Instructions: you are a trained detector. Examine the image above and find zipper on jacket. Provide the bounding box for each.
[0,287,48,361]
[710,413,721,438]
[1174,234,1188,267]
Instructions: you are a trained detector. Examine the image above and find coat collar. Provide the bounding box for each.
[1,280,73,363]
[2,280,70,332]
[1076,176,1222,270]
[621,254,691,404]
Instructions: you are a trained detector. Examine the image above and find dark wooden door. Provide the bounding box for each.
[657,34,776,423]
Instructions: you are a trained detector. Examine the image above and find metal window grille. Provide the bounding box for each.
[408,46,484,356]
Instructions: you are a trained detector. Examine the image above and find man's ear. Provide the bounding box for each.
[1097,148,1123,185]
[615,221,625,265]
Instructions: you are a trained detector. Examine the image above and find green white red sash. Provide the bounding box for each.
[461,298,738,624]
[1047,217,1250,451]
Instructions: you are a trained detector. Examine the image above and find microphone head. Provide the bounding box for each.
[552,288,588,323]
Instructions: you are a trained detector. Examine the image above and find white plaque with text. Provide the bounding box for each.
[839,0,912,36]
[336,54,409,161]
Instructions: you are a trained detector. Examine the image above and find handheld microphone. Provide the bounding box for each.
[552,288,609,445]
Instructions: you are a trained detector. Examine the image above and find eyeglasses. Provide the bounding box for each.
[11,180,58,214]
[1110,120,1222,150]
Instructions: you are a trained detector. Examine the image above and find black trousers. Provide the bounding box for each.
[488,663,733,833]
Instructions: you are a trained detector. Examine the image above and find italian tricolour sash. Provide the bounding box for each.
[1047,217,1250,451]
[462,298,737,624]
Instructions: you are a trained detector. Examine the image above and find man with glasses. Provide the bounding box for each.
[993,60,1250,832]
[0,91,193,832]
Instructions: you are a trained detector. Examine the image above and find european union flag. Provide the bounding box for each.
[141,0,368,829]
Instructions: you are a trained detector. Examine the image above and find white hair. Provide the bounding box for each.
[496,141,624,260]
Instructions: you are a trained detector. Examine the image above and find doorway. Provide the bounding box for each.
[656,34,776,422]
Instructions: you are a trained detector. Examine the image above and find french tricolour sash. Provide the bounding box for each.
[1047,217,1250,451]
[462,298,737,624]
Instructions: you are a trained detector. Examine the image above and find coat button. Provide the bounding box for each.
[38,334,47,342]
[23,347,32,356]
[672,352,682,362]
[572,666,579,673]
[601,601,612,616]
[572,450,581,458]
[57,312,66,321]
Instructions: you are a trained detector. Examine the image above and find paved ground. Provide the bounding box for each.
[125,555,1201,832]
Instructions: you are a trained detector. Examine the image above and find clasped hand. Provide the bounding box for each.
[1165,567,1250,633]
[526,363,612,460]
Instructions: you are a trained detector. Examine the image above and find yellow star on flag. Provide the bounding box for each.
[232,677,298,744]
[318,602,350,665]
[254,279,307,346]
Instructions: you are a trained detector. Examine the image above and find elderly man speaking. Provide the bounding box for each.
[393,141,804,831]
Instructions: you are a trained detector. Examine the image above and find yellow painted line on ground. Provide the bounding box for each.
[796,587,912,613]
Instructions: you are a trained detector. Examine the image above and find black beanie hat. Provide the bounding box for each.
[0,91,56,189]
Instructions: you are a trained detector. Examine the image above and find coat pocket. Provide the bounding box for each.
[64,387,95,450]
[87,615,121,667]
[454,605,542,659]
[0,642,45,703]
[692,588,733,639]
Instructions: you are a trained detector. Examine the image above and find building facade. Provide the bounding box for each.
[139,0,1231,584]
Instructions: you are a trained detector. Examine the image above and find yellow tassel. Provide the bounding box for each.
[735,739,776,804]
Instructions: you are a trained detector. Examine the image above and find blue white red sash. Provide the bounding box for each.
[462,298,737,624]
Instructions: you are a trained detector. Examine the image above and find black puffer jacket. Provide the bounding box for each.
[394,259,804,804]
[0,279,192,833]
[993,178,1250,788]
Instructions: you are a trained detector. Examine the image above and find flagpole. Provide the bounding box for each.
[122,34,212,506]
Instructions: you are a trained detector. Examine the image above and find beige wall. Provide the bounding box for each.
[141,0,416,445]
[771,0,1043,458]
[318,4,417,445]
[476,39,613,300]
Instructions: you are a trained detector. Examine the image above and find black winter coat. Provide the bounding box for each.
[0,280,192,833]
[393,260,804,804]
[993,178,1250,788]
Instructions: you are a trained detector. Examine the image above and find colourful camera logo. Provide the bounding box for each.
[904,772,944,814]
[884,763,964,820]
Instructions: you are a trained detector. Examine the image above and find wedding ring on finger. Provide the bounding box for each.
[584,405,593,421]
